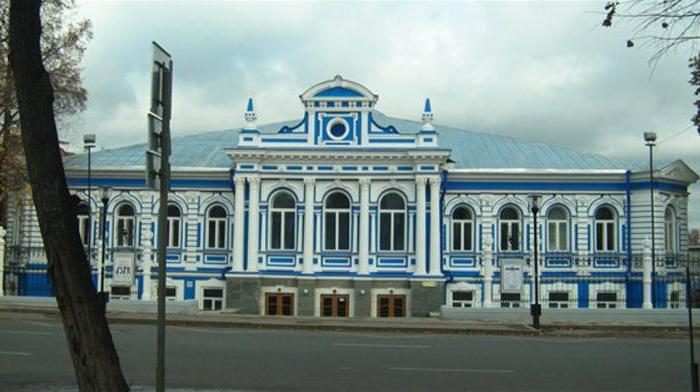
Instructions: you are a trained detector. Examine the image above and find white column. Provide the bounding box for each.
[358,178,370,275]
[429,176,442,276]
[415,177,427,275]
[482,234,494,308]
[0,226,5,296]
[247,177,260,272]
[141,228,154,300]
[232,176,246,272]
[642,236,653,309]
[303,177,315,274]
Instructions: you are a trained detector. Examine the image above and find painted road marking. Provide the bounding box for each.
[0,330,53,336]
[333,343,430,349]
[389,367,515,374]
[0,351,31,356]
[15,319,54,328]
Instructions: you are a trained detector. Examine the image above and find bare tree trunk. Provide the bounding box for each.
[8,1,129,390]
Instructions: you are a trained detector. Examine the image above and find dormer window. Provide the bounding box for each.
[327,118,349,140]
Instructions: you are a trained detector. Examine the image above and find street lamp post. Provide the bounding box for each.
[644,131,657,307]
[83,134,96,264]
[99,186,112,313]
[529,194,542,330]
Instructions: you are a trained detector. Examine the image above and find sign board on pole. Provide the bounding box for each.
[500,258,524,294]
[112,253,135,286]
[145,42,172,191]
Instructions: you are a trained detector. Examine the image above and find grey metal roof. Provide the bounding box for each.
[64,112,657,171]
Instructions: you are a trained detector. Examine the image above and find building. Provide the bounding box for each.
[2,76,698,316]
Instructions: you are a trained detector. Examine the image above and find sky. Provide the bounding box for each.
[70,0,699,228]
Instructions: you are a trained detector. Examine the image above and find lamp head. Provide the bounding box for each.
[644,131,657,145]
[529,193,542,212]
[100,186,112,201]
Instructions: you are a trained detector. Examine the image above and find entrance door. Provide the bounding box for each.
[377,294,406,317]
[265,293,294,316]
[321,294,349,317]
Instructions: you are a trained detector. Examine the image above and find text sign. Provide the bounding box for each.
[500,258,524,294]
[112,253,135,286]
[146,41,172,191]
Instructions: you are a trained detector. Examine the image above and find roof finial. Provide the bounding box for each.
[421,97,434,131]
[244,97,257,129]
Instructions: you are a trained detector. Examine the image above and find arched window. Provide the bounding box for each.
[379,192,406,252]
[665,207,676,253]
[451,206,473,252]
[594,206,616,252]
[324,192,351,251]
[167,205,182,248]
[207,205,227,249]
[547,206,569,252]
[76,202,90,246]
[499,206,520,252]
[115,204,135,247]
[270,192,296,250]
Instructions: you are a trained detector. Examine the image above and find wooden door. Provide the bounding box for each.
[377,294,406,318]
[265,293,294,316]
[321,294,349,317]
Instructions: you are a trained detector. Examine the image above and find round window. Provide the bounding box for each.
[326,118,349,140]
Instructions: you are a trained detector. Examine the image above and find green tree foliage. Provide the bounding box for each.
[0,0,92,215]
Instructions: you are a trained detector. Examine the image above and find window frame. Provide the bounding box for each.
[166,204,182,249]
[378,192,407,252]
[594,206,617,252]
[269,191,297,251]
[664,206,676,253]
[206,205,228,250]
[546,205,570,252]
[499,206,521,252]
[451,206,474,252]
[323,191,352,252]
[114,203,136,248]
[76,202,90,246]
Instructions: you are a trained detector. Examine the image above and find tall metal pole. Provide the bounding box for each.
[644,132,657,308]
[99,191,109,313]
[529,194,541,330]
[154,47,172,392]
[649,143,656,306]
[686,266,698,392]
[86,145,91,262]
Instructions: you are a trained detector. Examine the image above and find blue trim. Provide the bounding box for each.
[279,113,308,133]
[446,180,686,192]
[260,138,307,143]
[69,178,232,189]
[369,138,414,144]
[368,112,399,134]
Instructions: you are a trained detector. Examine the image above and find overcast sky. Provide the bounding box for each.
[70,0,699,228]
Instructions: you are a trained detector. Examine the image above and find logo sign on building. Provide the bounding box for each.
[501,258,524,294]
[112,253,135,285]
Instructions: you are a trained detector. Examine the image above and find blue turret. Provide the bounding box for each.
[421,97,434,132]
[244,97,257,130]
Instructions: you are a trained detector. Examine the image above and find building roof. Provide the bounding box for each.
[64,111,668,172]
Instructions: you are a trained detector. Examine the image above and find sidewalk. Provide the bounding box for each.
[0,296,696,338]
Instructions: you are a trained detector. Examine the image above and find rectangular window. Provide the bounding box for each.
[165,286,177,301]
[116,219,134,247]
[167,218,180,248]
[501,222,520,252]
[283,211,295,250]
[208,221,216,248]
[670,291,681,309]
[325,213,336,250]
[453,223,462,250]
[500,293,521,308]
[203,288,224,311]
[596,292,618,308]
[452,291,474,307]
[379,213,391,251]
[464,222,473,251]
[548,291,569,308]
[110,285,131,300]
[338,213,350,250]
[78,216,89,246]
[605,223,615,251]
[271,212,282,249]
[393,214,405,251]
[217,221,225,248]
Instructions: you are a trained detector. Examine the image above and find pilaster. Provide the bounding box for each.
[429,176,442,276]
[247,177,260,272]
[303,177,315,274]
[415,176,427,275]
[232,176,246,272]
[358,178,370,275]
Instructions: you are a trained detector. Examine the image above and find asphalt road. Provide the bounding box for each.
[0,315,696,391]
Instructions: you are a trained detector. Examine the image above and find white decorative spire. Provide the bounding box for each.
[421,97,434,132]
[244,97,257,130]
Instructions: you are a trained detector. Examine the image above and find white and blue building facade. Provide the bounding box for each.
[3,76,698,316]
